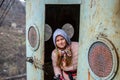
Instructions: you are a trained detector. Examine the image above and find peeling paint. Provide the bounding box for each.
[115,0,120,15]
[112,0,120,18]
[90,0,96,8]
[90,0,93,8]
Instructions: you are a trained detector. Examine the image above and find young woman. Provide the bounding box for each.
[51,29,79,80]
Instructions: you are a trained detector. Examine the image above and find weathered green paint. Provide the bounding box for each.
[45,0,81,4]
[26,0,45,80]
[26,0,120,80]
[26,0,81,80]
[77,0,120,80]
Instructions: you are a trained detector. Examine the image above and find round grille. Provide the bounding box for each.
[28,26,39,49]
[88,41,113,77]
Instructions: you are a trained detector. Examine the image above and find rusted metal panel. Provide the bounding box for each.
[77,0,120,80]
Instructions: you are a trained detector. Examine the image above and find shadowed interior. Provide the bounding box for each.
[44,4,80,80]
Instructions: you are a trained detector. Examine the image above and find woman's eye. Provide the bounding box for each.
[56,40,59,42]
[61,38,64,40]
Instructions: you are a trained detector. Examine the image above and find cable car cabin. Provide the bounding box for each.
[26,0,120,80]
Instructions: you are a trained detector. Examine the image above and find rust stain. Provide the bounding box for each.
[111,0,120,28]
[104,28,107,31]
[115,31,118,34]
[98,32,107,38]
[88,69,90,80]
[112,18,116,27]
[116,0,120,15]
[41,51,44,64]
[90,0,96,8]
[92,2,101,25]
[90,0,93,8]
[116,48,119,51]
[113,0,120,16]
[116,8,120,15]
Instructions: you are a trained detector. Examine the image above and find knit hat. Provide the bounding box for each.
[53,28,71,46]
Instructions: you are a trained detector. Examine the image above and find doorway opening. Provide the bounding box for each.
[44,4,80,80]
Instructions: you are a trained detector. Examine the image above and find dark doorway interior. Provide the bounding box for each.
[44,4,80,80]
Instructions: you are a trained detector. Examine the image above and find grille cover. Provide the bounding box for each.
[88,41,113,77]
[28,26,37,48]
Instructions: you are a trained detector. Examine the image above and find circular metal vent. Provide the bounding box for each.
[88,39,118,80]
[28,25,39,50]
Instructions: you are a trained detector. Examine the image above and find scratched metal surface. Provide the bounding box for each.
[26,0,120,80]
[26,0,44,80]
[77,0,120,80]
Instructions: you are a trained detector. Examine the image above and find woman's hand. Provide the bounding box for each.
[61,65,74,71]
[61,66,66,71]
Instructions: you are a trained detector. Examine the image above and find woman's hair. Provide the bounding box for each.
[56,48,73,67]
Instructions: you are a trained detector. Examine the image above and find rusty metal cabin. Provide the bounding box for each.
[26,0,120,80]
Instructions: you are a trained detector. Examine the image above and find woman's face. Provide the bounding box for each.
[56,35,67,49]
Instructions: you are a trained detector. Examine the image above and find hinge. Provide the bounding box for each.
[26,57,43,69]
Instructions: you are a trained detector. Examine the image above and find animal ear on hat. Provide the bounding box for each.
[62,23,74,39]
[44,24,52,41]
